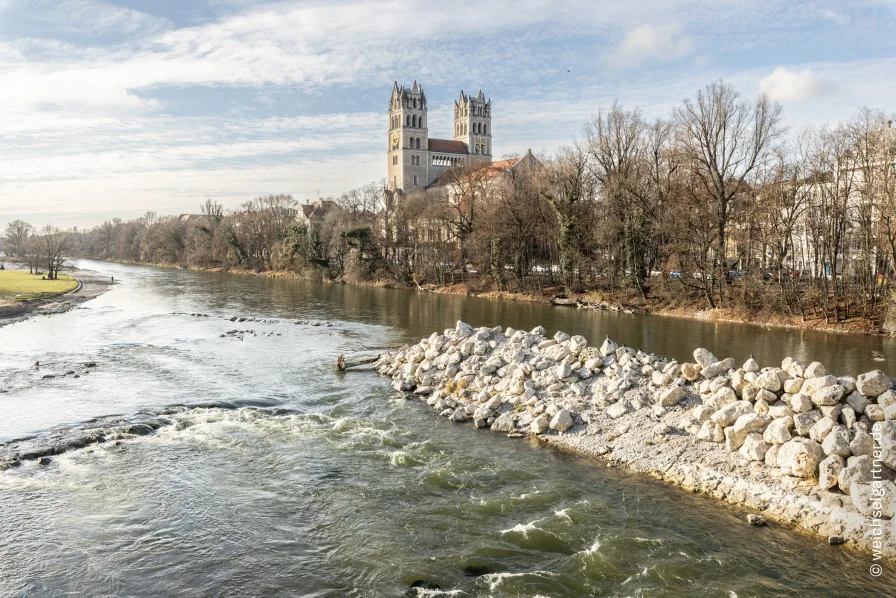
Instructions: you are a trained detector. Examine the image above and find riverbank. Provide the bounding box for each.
[0,268,112,328]
[373,321,896,562]
[99,258,891,338]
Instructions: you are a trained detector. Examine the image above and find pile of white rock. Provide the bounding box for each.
[374,321,896,522]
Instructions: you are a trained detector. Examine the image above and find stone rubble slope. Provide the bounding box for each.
[374,321,896,558]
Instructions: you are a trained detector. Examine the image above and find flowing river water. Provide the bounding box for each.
[1,260,895,597]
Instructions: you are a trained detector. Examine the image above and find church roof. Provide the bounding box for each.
[428,138,469,154]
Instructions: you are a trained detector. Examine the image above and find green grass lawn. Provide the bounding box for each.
[0,271,78,302]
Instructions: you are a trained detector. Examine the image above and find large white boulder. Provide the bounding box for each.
[856,370,893,398]
[693,348,718,367]
[658,385,686,407]
[811,384,845,407]
[754,370,782,393]
[711,401,754,427]
[549,409,574,432]
[778,438,825,478]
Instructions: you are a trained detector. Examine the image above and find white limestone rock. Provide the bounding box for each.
[778,438,825,478]
[846,392,870,415]
[491,413,516,433]
[763,417,793,445]
[804,361,826,379]
[530,413,550,434]
[658,385,686,407]
[711,401,754,427]
[818,454,845,490]
[808,417,837,443]
[701,358,735,379]
[856,369,893,398]
[693,348,718,367]
[811,384,845,407]
[783,377,804,394]
[697,421,725,443]
[838,455,872,494]
[791,394,814,414]
[876,421,896,470]
[754,370,782,393]
[549,409,574,432]
[820,425,851,457]
[793,410,822,436]
[739,433,771,461]
[865,404,885,422]
[607,402,630,419]
[851,480,896,519]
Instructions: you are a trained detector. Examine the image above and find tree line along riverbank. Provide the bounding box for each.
[374,321,896,560]
[5,84,896,334]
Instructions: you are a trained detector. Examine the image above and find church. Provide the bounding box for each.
[387,81,492,193]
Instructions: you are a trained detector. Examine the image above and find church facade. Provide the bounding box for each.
[387,81,492,193]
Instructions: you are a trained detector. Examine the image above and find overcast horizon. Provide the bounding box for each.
[1,0,895,231]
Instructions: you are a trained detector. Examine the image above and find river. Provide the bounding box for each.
[0,260,894,597]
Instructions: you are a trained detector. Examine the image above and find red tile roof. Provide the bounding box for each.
[428,138,469,154]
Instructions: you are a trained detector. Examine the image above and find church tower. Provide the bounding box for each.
[387,81,429,192]
[453,89,491,160]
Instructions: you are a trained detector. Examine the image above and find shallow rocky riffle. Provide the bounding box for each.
[374,321,896,559]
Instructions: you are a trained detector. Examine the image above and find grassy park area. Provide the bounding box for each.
[0,270,78,302]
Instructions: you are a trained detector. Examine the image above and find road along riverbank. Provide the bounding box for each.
[374,321,896,560]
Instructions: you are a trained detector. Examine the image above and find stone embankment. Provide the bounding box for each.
[374,321,896,558]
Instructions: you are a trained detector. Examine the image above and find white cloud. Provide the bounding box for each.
[819,9,850,25]
[758,67,834,102]
[609,24,694,67]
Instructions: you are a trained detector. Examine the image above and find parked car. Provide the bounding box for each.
[669,271,681,278]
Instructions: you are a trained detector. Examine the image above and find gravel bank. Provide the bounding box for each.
[374,321,896,560]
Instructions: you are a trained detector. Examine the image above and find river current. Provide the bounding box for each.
[1,261,894,597]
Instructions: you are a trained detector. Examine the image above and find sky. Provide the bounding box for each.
[1,0,895,230]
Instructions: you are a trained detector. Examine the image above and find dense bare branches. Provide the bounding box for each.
[42,84,895,330]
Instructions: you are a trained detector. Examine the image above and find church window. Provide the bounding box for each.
[414,175,418,185]
[416,138,421,150]
[406,115,410,127]
[474,145,479,154]
[484,124,487,135]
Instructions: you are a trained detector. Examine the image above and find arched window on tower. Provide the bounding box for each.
[406,115,410,127]
[416,138,421,150]
[414,174,418,185]
[484,124,487,135]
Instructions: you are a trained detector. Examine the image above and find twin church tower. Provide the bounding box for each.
[387,81,492,193]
